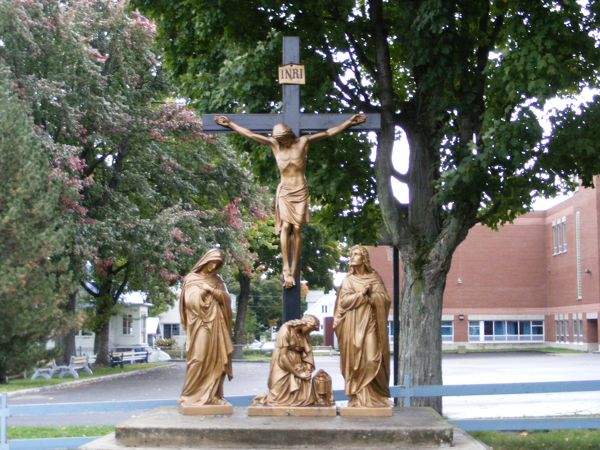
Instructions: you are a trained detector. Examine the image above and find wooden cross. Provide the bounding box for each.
[202,36,381,322]
[201,36,380,135]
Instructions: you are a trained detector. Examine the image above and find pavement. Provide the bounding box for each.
[7,352,600,426]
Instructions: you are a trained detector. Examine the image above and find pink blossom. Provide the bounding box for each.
[149,129,166,141]
[87,48,108,63]
[68,157,87,174]
[160,269,179,284]
[130,13,157,36]
[164,250,176,261]
[179,245,196,256]
[93,257,114,277]
[171,228,186,242]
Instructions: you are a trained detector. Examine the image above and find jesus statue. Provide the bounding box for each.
[215,114,366,288]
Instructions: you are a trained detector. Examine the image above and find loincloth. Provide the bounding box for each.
[275,182,310,234]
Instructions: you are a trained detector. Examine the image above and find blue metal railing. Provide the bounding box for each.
[3,377,600,449]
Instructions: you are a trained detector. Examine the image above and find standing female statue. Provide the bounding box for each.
[215,114,366,288]
[178,248,233,413]
[334,245,392,408]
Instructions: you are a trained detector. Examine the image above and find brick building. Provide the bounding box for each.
[368,176,600,351]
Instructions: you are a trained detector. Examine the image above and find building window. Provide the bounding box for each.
[468,321,481,340]
[573,315,584,343]
[469,320,544,342]
[441,321,453,342]
[556,316,569,342]
[163,323,181,338]
[78,329,93,336]
[552,217,567,255]
[122,314,133,335]
[322,305,328,313]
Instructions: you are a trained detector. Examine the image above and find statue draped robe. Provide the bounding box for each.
[274,181,310,234]
[179,271,233,406]
[334,271,391,407]
[252,321,316,406]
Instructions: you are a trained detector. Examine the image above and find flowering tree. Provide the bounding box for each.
[0,0,262,365]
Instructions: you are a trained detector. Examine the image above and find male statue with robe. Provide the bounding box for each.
[334,245,392,408]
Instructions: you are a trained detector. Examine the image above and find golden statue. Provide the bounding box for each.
[178,248,233,412]
[334,245,392,408]
[252,315,321,406]
[215,114,366,288]
[313,369,334,407]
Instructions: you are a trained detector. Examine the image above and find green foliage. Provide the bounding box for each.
[248,277,283,337]
[0,78,76,383]
[155,337,176,348]
[132,0,600,411]
[136,0,600,231]
[0,0,264,364]
[8,425,114,440]
[242,309,258,344]
[310,334,324,347]
[132,0,382,243]
[472,429,600,450]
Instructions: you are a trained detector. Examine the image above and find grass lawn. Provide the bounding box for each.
[0,363,164,393]
[7,425,114,440]
[240,352,272,362]
[472,430,600,449]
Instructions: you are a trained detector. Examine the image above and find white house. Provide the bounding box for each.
[74,291,158,355]
[157,298,186,348]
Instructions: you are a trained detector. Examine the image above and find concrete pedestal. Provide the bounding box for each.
[81,406,488,449]
[179,402,233,416]
[247,405,337,417]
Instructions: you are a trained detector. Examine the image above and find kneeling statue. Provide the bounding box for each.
[253,315,322,406]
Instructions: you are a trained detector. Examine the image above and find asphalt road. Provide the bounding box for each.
[8,352,600,425]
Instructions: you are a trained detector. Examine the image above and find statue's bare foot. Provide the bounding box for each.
[282,273,296,289]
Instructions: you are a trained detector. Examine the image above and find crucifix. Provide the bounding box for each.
[202,36,381,322]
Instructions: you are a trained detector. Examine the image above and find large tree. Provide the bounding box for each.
[137,0,600,412]
[0,0,263,365]
[0,76,77,383]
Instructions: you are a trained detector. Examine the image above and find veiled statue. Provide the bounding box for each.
[178,248,233,410]
[334,245,392,408]
[252,315,321,406]
[215,114,366,288]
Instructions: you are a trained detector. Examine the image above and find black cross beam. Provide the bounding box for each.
[201,36,381,135]
[202,36,381,323]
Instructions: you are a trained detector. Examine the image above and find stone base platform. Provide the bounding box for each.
[179,402,233,416]
[81,407,489,450]
[247,405,337,416]
[338,405,393,417]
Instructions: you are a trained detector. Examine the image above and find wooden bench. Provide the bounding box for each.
[109,350,149,368]
[31,359,60,380]
[56,355,93,379]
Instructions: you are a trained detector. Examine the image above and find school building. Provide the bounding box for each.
[369,176,600,351]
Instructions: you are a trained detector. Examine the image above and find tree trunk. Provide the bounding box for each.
[61,292,78,363]
[94,320,111,366]
[234,271,251,344]
[398,255,448,412]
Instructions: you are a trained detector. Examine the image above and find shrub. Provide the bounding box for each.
[155,338,176,348]
[310,334,324,346]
